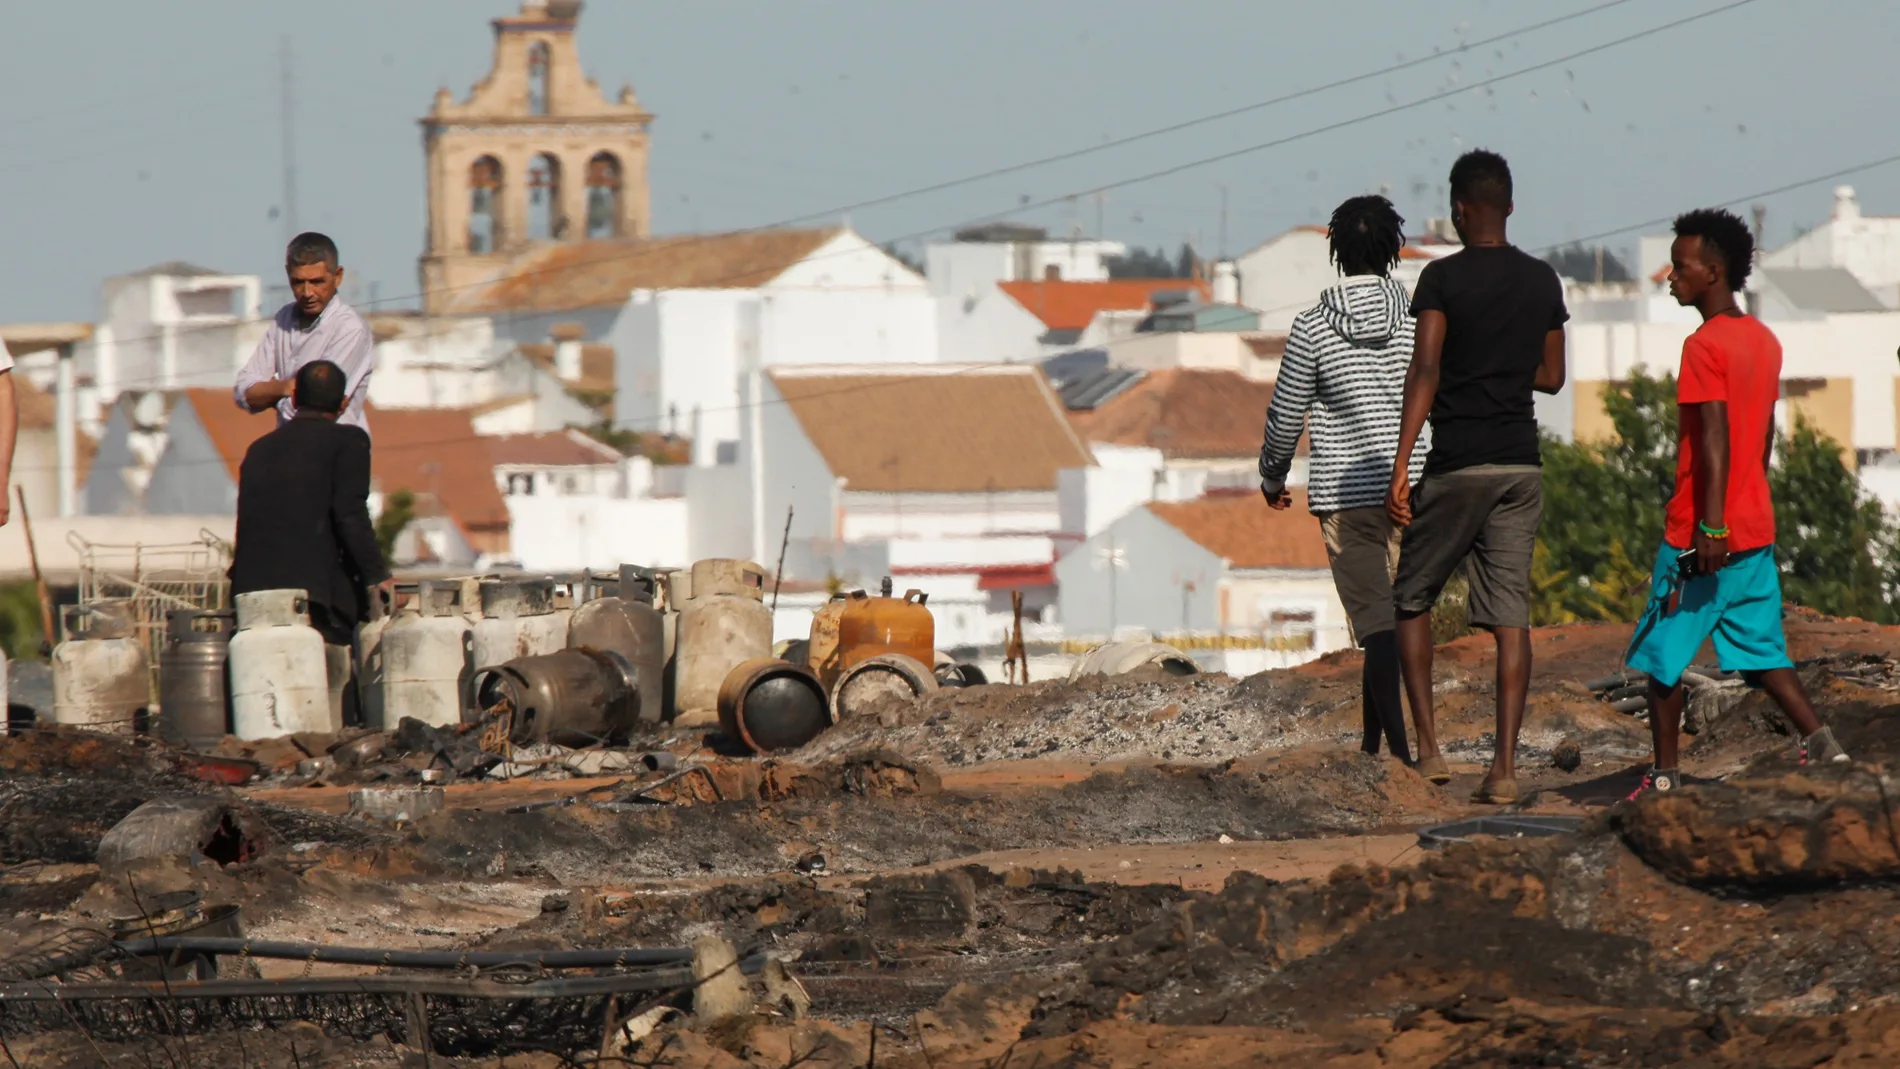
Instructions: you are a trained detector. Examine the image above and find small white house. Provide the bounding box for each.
[1054,490,1348,662]
[90,263,266,402]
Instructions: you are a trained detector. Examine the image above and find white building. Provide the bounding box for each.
[1054,490,1349,665]
[686,363,1096,636]
[444,226,933,468]
[492,431,690,572]
[1765,186,1900,308]
[1235,225,1457,331]
[90,263,266,402]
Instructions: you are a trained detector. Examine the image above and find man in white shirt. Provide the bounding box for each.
[233,232,374,433]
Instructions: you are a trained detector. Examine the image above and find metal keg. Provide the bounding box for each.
[718,658,830,753]
[158,610,234,751]
[471,647,638,747]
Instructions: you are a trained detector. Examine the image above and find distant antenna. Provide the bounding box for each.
[280,36,300,243]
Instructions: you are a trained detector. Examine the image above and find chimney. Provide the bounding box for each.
[549,321,585,382]
[1834,185,1861,222]
[1211,260,1239,305]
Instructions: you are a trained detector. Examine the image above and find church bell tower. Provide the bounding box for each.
[419,1,653,314]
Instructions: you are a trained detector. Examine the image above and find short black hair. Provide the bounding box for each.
[295,360,348,415]
[286,232,339,269]
[1673,208,1755,289]
[1328,195,1406,276]
[1449,149,1513,210]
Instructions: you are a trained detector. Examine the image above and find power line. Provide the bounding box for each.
[59,0,1760,366]
[41,125,1900,483]
[18,0,1664,347]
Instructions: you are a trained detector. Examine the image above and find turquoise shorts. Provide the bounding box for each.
[1625,543,1793,688]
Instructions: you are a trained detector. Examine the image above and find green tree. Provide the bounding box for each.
[1536,371,1900,626]
[1536,369,1680,622]
[375,489,416,566]
[1104,246,1181,278]
[1769,416,1893,621]
[0,581,46,660]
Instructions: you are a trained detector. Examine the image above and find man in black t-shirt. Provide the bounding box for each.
[1385,149,1568,804]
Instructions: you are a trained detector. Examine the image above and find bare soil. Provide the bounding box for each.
[4,612,1900,1065]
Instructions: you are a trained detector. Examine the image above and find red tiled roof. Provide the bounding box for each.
[485,429,622,468]
[1147,491,1329,570]
[1068,368,1295,460]
[770,366,1094,493]
[997,279,1210,332]
[183,389,273,481]
[445,229,841,315]
[191,396,509,536]
[370,408,510,534]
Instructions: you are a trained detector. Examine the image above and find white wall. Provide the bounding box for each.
[936,288,1046,365]
[1765,187,1900,307]
[1109,331,1277,379]
[838,491,1061,542]
[1057,446,1209,538]
[923,237,1122,301]
[611,232,935,465]
[1223,569,1352,653]
[685,461,754,563]
[1236,229,1335,331]
[367,316,501,409]
[507,496,690,572]
[1564,313,1900,451]
[93,271,265,400]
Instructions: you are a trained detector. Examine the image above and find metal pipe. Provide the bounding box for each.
[108,937,695,971]
[56,341,76,517]
[0,960,765,1003]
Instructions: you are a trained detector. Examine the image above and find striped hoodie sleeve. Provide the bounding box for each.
[1258,312,1318,487]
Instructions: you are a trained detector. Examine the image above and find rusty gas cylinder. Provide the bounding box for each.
[836,578,935,675]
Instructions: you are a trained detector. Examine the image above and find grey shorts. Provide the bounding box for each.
[1393,465,1542,630]
[1318,507,1401,643]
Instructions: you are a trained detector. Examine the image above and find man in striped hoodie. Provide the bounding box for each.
[1260,195,1425,764]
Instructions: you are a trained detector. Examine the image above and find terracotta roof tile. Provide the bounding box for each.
[1148,490,1328,570]
[1067,368,1290,460]
[769,366,1094,494]
[445,228,841,315]
[997,279,1209,332]
[183,389,274,481]
[486,429,622,468]
[177,395,507,535]
[369,408,510,533]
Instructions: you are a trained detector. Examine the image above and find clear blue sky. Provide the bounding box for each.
[0,0,1890,321]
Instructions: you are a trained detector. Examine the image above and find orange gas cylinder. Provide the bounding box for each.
[837,579,935,674]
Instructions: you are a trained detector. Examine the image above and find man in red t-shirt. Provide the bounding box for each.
[1624,208,1849,796]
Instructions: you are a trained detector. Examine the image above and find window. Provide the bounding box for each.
[468,157,504,253]
[527,154,565,240]
[585,152,623,239]
[528,42,551,116]
[507,473,535,496]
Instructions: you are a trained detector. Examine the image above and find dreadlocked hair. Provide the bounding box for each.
[1328,195,1406,277]
[1673,208,1755,289]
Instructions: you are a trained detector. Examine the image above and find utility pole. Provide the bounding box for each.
[280,36,300,242]
[1094,190,1107,242]
[1217,183,1229,260]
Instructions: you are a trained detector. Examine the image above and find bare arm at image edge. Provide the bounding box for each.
[0,372,17,526]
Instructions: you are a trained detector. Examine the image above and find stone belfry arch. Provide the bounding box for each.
[419,1,653,314]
